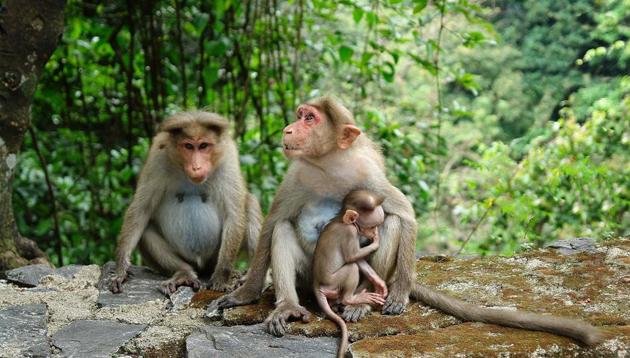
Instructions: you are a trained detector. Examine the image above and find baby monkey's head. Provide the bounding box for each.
[341,190,385,239]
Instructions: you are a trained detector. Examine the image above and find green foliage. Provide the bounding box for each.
[11,0,629,265]
[449,78,629,255]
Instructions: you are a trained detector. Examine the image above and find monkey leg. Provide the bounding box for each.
[373,214,413,315]
[265,220,311,337]
[138,224,201,295]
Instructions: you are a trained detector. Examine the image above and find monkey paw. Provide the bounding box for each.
[264,303,311,337]
[159,273,201,296]
[382,295,408,315]
[341,304,371,322]
[110,274,128,294]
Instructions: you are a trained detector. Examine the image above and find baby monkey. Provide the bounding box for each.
[312,190,388,358]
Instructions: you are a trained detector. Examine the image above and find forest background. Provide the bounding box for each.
[7,0,629,267]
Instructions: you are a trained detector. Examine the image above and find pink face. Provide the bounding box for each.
[282,104,332,158]
[177,137,215,184]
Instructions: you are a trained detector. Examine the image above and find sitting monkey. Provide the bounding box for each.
[313,190,388,358]
[110,111,262,295]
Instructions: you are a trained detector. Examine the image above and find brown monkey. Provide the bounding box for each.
[209,97,603,346]
[110,111,262,295]
[313,190,388,358]
[209,96,417,336]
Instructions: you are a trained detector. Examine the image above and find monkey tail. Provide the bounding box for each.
[314,290,349,358]
[411,283,604,346]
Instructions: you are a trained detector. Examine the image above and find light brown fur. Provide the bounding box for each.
[208,97,603,346]
[313,190,388,358]
[111,111,262,295]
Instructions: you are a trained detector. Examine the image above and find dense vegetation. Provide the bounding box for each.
[13,0,629,266]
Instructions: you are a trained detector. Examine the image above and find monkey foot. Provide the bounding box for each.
[342,304,371,322]
[382,295,408,315]
[159,273,201,296]
[265,302,311,337]
[110,274,127,294]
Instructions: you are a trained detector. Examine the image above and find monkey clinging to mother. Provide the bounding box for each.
[110,111,262,295]
[209,96,602,346]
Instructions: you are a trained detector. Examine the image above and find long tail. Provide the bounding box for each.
[411,283,603,346]
[315,291,348,358]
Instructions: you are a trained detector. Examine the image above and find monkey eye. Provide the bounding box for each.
[184,143,194,150]
[199,142,209,150]
[305,113,315,122]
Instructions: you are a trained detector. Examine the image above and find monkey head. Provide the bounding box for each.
[341,190,385,239]
[283,97,361,159]
[160,112,228,184]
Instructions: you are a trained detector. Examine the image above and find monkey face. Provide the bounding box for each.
[176,135,217,184]
[282,104,337,159]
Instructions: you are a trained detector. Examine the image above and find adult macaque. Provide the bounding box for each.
[209,96,418,335]
[110,111,262,295]
[209,96,602,346]
[313,190,388,358]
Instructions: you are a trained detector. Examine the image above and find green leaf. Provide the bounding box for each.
[339,46,354,62]
[412,0,428,14]
[352,7,364,23]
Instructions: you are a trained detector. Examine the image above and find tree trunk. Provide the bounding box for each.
[0,0,66,270]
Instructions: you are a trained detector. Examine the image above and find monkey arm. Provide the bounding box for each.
[111,157,166,292]
[357,259,387,298]
[342,231,379,264]
[209,177,247,290]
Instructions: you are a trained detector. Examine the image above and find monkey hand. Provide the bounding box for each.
[371,277,388,298]
[110,262,130,293]
[206,284,260,315]
[207,268,235,292]
[265,302,311,337]
[382,283,409,315]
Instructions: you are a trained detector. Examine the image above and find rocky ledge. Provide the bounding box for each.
[0,237,628,357]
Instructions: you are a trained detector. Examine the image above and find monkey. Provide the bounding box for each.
[313,190,389,358]
[208,96,417,336]
[110,111,262,295]
[208,96,603,346]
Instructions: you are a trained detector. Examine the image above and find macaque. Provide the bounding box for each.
[209,96,418,335]
[110,111,262,295]
[313,190,388,358]
[208,96,603,346]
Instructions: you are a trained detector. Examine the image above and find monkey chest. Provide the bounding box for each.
[295,198,341,252]
[154,190,223,259]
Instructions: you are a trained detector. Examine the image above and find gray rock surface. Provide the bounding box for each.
[186,324,337,358]
[170,286,195,310]
[96,262,167,307]
[545,237,597,255]
[5,264,87,287]
[52,320,146,358]
[0,304,50,357]
[5,264,55,286]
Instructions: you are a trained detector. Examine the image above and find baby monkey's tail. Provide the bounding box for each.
[314,291,349,358]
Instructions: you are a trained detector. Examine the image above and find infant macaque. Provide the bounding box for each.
[312,189,388,358]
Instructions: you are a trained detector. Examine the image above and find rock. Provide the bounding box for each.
[5,264,54,286]
[96,262,167,307]
[52,320,146,357]
[185,324,337,358]
[170,286,195,310]
[55,264,85,280]
[5,264,89,287]
[0,304,50,357]
[350,322,630,357]
[545,237,598,255]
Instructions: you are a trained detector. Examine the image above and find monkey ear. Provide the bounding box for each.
[342,209,359,225]
[337,125,361,149]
